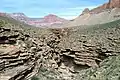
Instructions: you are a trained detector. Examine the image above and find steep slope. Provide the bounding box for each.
[43,14,67,23]
[91,0,120,13]
[67,8,120,27]
[31,19,120,80]
[64,0,120,27]
[0,17,54,80]
[0,15,34,29]
[1,15,120,80]
[10,13,29,23]
[76,55,120,80]
[0,14,120,80]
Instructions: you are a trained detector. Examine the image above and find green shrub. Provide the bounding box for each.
[31,76,40,80]
[0,20,5,27]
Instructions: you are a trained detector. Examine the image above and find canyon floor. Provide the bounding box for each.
[0,16,120,80]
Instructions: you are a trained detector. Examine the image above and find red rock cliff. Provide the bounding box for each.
[91,0,120,13]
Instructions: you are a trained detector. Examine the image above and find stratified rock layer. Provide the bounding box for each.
[0,18,120,80]
[91,0,120,13]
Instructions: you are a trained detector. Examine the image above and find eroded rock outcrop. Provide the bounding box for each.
[32,25,120,80]
[75,55,120,80]
[81,8,90,15]
[91,0,120,14]
[1,19,120,80]
[0,27,40,80]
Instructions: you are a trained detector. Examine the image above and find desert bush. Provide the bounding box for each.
[31,76,39,80]
[0,20,5,27]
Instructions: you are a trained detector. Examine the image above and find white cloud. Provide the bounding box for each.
[60,15,77,20]
[58,5,99,20]
[66,5,98,10]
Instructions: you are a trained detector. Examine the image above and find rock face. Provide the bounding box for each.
[91,0,120,13]
[1,16,120,80]
[0,26,40,80]
[9,13,68,27]
[109,0,120,8]
[10,13,29,23]
[32,20,120,80]
[0,19,70,80]
[28,14,68,26]
[42,14,67,25]
[0,1,119,79]
[81,8,90,15]
[76,55,120,80]
[64,8,120,27]
[64,0,120,27]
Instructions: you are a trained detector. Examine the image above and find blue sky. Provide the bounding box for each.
[0,0,108,19]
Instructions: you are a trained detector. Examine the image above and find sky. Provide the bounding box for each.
[0,0,108,20]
